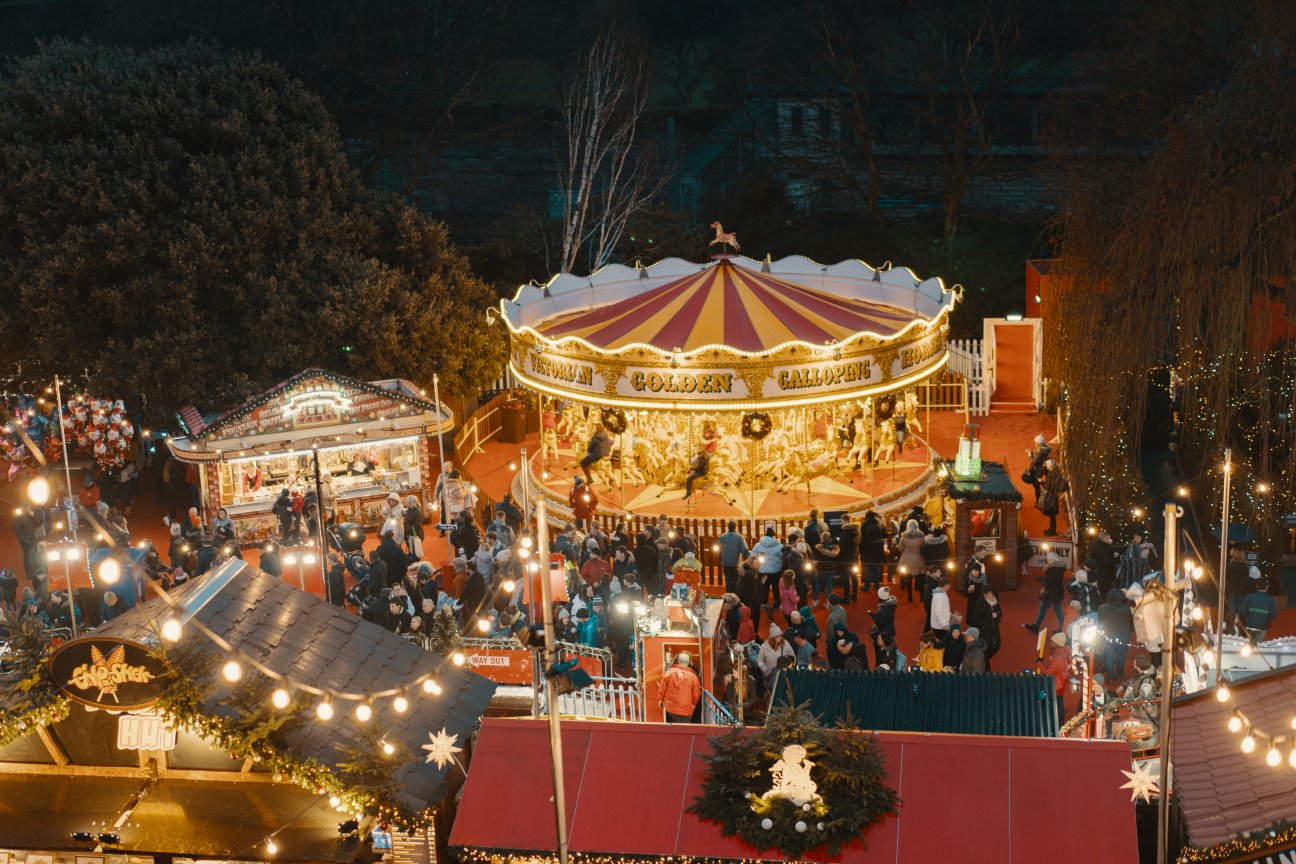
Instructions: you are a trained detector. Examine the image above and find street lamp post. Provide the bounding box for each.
[1158,502,1181,864]
[1216,449,1232,677]
[27,475,82,639]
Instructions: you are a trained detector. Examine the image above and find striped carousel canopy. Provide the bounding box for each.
[535,259,918,354]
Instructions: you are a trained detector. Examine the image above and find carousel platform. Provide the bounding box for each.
[466,409,1056,526]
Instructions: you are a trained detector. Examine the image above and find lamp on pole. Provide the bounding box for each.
[1215,449,1232,678]
[28,475,81,639]
[535,497,569,864]
[1157,502,1182,864]
[282,545,319,593]
[432,374,453,562]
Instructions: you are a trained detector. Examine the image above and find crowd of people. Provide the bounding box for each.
[1,451,1284,740]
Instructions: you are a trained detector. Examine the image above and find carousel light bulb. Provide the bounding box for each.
[271,688,291,709]
[393,695,409,713]
[1176,486,1189,498]
[521,536,533,549]
[502,579,516,593]
[1193,566,1204,580]
[1290,717,1296,731]
[1217,686,1231,703]
[222,660,242,682]
[1267,747,1282,767]
[509,463,517,471]
[161,618,183,642]
[993,553,1004,563]
[452,652,466,667]
[517,546,531,559]
[1241,643,1253,657]
[1241,734,1256,754]
[1257,482,1270,494]
[316,701,334,721]
[1228,715,1243,734]
[354,704,372,723]
[1132,507,1144,518]
[1190,607,1204,621]
[668,530,677,540]
[803,562,813,572]
[541,471,550,480]
[1289,748,1296,769]
[422,679,441,695]
[945,561,955,571]
[711,543,720,553]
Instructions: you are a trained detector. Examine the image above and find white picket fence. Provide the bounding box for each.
[948,338,989,416]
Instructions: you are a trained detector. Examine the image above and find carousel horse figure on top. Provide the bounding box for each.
[709,222,740,252]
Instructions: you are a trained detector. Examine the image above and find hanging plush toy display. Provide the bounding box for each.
[0,393,135,476]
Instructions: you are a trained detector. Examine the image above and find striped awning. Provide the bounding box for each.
[537,259,918,353]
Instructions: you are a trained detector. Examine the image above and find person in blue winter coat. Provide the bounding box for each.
[751,526,785,606]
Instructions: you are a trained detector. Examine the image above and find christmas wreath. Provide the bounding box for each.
[690,704,899,858]
[875,393,896,421]
[600,407,628,435]
[741,411,772,440]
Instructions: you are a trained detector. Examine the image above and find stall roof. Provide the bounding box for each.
[1171,665,1296,848]
[940,460,1023,504]
[0,774,357,862]
[92,560,497,810]
[449,719,1138,863]
[170,368,453,461]
[769,668,1058,737]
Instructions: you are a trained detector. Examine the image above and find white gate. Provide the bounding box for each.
[947,339,989,416]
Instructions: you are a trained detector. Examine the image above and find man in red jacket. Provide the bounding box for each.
[568,478,599,531]
[659,652,701,723]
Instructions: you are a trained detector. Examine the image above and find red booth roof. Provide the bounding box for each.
[449,719,1139,864]
[536,260,919,354]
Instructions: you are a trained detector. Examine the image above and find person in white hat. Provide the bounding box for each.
[659,652,701,723]
[757,623,795,688]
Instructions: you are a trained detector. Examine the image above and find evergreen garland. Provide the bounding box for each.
[690,705,899,859]
[426,606,461,657]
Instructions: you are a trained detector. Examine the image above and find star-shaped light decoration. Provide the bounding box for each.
[422,727,463,770]
[1119,761,1159,804]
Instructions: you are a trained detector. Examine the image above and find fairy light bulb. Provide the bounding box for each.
[354,704,373,723]
[422,679,441,695]
[1190,607,1203,621]
[382,740,396,756]
[1227,715,1243,734]
[393,695,409,714]
[266,839,278,855]
[1241,734,1256,754]
[329,796,341,808]
[161,618,183,642]
[271,688,291,709]
[316,701,334,721]
[476,618,491,633]
[1217,686,1231,702]
[1266,747,1282,767]
[452,652,466,667]
[221,660,242,682]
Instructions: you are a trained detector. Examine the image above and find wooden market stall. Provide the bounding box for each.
[940,459,1023,590]
[168,369,454,545]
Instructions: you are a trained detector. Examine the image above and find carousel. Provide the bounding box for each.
[498,251,959,527]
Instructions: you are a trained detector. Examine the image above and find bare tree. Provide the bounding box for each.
[558,25,667,274]
[887,0,1027,240]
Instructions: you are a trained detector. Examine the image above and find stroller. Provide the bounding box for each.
[330,523,372,608]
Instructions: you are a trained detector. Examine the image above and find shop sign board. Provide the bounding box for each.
[460,645,602,687]
[49,637,171,711]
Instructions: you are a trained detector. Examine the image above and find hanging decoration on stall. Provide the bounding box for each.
[62,396,135,470]
[0,394,64,478]
[740,411,772,440]
[600,407,627,435]
[421,727,464,770]
[690,704,898,858]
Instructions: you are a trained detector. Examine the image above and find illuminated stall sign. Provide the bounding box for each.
[49,637,171,711]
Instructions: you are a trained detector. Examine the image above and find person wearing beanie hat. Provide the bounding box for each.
[960,625,987,674]
[868,586,897,666]
[1041,630,1072,725]
[757,623,795,685]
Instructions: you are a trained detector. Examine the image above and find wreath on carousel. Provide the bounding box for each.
[689,704,899,859]
[740,411,772,441]
[600,407,628,435]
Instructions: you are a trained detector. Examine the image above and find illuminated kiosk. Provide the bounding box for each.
[168,368,455,544]
[499,255,959,534]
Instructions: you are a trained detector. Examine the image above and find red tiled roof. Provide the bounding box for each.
[1172,667,1296,847]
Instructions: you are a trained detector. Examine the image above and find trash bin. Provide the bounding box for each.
[500,402,526,443]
